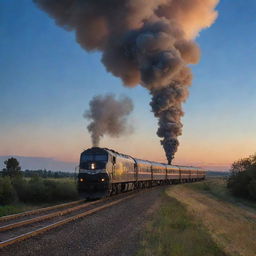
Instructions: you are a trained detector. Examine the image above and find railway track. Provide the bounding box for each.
[0,190,140,249]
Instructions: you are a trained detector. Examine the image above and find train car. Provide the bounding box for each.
[166,165,180,183]
[78,147,205,199]
[151,162,167,183]
[135,159,152,187]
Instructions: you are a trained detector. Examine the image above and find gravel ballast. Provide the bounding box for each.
[0,187,164,256]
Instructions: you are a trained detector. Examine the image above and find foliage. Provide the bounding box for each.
[227,154,256,200]
[0,177,17,205]
[22,169,76,178]
[2,157,22,178]
[0,176,78,206]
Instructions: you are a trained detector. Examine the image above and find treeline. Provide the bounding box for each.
[0,157,79,205]
[23,169,76,178]
[0,157,76,178]
[0,169,76,178]
[227,154,256,200]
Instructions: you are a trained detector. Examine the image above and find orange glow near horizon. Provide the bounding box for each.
[1,122,256,172]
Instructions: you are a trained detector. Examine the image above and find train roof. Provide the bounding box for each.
[81,147,203,170]
[175,165,202,170]
[81,147,133,160]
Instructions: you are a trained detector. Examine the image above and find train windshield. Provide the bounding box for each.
[79,152,108,170]
[81,154,108,162]
[95,155,108,161]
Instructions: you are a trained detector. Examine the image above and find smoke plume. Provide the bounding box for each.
[84,95,133,147]
[34,0,219,163]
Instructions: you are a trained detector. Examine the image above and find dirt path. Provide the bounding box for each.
[0,188,163,256]
[166,185,256,256]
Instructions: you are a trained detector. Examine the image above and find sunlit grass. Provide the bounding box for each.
[167,181,256,256]
[187,178,256,210]
[136,191,226,256]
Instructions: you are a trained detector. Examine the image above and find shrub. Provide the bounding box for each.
[11,176,28,202]
[17,177,78,203]
[248,179,256,200]
[25,176,50,202]
[0,177,17,205]
[0,176,78,204]
[53,181,78,201]
[227,154,256,200]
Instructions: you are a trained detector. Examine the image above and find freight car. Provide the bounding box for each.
[78,147,205,198]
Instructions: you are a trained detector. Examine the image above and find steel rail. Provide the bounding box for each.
[0,199,85,222]
[0,197,109,232]
[0,193,136,249]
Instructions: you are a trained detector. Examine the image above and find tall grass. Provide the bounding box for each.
[136,191,226,256]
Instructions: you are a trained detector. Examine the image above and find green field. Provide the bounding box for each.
[137,179,256,256]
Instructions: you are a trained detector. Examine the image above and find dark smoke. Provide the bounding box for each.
[34,0,219,163]
[84,95,133,147]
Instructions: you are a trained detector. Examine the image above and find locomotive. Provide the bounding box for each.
[77,147,205,198]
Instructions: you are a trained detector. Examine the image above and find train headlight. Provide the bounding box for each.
[91,163,95,170]
[101,178,105,182]
[79,178,84,182]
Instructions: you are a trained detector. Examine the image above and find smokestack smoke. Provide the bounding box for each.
[34,0,219,163]
[84,94,133,147]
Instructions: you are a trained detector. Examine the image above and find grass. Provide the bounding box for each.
[187,178,256,210]
[0,203,50,217]
[167,181,256,256]
[0,204,28,217]
[136,191,226,256]
[0,199,79,217]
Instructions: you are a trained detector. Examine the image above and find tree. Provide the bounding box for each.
[2,157,22,178]
[227,154,256,200]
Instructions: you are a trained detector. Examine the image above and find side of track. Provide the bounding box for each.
[0,190,140,249]
[0,199,85,222]
[0,198,106,232]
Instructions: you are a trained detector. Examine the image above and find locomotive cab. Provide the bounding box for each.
[78,148,110,198]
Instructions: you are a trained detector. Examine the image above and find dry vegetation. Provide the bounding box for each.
[137,179,256,256]
[167,179,256,256]
[136,189,226,256]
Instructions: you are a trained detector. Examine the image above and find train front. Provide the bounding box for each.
[78,147,110,199]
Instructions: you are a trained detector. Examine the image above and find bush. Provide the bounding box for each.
[248,179,256,200]
[53,181,78,201]
[227,154,256,200]
[25,176,49,202]
[0,175,79,204]
[0,177,17,205]
[14,177,78,203]
[11,176,28,202]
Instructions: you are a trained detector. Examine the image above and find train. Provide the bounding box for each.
[77,147,205,198]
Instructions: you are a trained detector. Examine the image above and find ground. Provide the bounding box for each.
[0,188,163,256]
[2,179,256,256]
[166,179,256,256]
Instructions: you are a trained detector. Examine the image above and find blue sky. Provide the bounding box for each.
[1,0,256,170]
